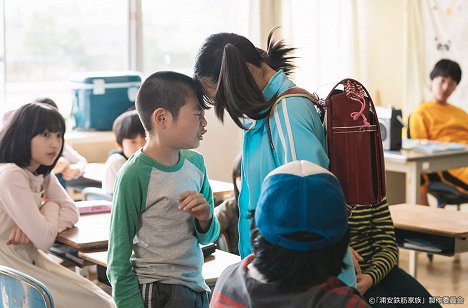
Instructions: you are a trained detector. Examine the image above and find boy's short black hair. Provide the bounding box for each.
[430,59,462,84]
[250,226,349,290]
[136,71,209,132]
[112,110,145,146]
[0,103,66,175]
[249,211,349,290]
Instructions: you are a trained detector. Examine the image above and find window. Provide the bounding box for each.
[3,0,127,113]
[1,0,251,114]
[141,0,250,76]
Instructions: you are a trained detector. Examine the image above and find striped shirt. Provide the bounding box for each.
[349,198,398,285]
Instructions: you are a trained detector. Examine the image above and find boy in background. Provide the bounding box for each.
[409,59,468,206]
[211,160,369,308]
[102,110,146,194]
[107,71,220,308]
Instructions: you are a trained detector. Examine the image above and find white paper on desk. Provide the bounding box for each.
[402,139,465,153]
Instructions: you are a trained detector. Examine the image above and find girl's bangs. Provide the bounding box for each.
[31,108,66,137]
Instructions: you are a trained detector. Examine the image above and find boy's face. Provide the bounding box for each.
[121,134,146,158]
[431,75,457,103]
[166,94,207,149]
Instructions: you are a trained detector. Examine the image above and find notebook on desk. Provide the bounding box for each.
[402,139,465,153]
[75,200,112,215]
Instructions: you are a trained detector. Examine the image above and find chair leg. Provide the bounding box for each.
[427,253,433,262]
[457,204,461,211]
[436,199,446,208]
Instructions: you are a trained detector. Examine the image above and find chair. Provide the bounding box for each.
[216,232,231,253]
[0,265,54,308]
[81,187,112,201]
[427,182,468,210]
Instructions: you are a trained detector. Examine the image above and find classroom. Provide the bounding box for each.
[1,1,468,307]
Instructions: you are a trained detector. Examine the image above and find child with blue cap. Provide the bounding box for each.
[210,160,369,308]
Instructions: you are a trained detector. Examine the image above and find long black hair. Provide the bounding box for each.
[0,102,66,175]
[194,28,296,129]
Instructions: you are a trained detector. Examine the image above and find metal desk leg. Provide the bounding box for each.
[406,162,422,205]
[409,250,418,278]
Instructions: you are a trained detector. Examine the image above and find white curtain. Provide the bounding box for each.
[405,0,468,114]
[274,0,366,98]
[424,0,468,110]
[403,0,426,116]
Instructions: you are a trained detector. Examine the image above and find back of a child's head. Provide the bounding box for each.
[136,71,208,132]
[0,102,65,175]
[112,110,145,146]
[34,97,59,110]
[251,160,349,289]
[194,28,296,129]
[430,59,462,84]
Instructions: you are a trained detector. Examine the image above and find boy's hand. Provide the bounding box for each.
[178,192,212,221]
[356,273,373,295]
[61,165,81,181]
[52,157,70,174]
[179,192,212,232]
[7,227,30,245]
[350,246,363,274]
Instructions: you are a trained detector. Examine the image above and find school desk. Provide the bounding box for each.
[389,204,468,278]
[83,163,234,200]
[56,212,110,250]
[384,145,468,205]
[78,249,241,287]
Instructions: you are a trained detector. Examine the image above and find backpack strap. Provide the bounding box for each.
[267,87,324,151]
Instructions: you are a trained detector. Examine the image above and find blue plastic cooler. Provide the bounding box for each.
[71,72,142,130]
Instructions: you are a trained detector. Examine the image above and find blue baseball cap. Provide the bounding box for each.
[255,160,348,251]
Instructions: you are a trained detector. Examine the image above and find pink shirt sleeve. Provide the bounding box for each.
[44,173,79,232]
[0,167,78,251]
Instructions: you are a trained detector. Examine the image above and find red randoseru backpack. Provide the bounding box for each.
[267,78,386,206]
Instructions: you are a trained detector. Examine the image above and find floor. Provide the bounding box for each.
[398,249,468,306]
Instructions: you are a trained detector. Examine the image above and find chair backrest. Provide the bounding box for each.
[0,265,54,308]
[407,114,412,138]
[81,187,112,201]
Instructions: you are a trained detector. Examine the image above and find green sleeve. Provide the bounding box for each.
[186,151,220,244]
[107,165,148,308]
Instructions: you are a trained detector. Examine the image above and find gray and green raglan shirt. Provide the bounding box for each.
[107,149,220,308]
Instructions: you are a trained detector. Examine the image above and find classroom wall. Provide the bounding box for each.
[357,0,406,109]
[360,0,407,203]
[196,109,243,182]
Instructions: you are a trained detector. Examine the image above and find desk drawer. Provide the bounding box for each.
[395,229,455,256]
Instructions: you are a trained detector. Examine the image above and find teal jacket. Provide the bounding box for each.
[238,70,356,287]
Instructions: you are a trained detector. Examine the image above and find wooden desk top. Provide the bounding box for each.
[389,204,468,238]
[83,163,234,198]
[56,212,110,250]
[78,249,241,285]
